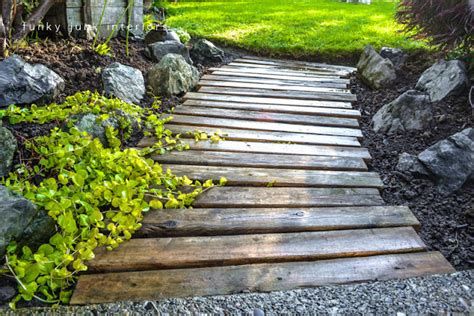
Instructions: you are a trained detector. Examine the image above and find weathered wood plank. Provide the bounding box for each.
[163,165,383,188]
[139,127,362,147]
[192,187,384,208]
[202,74,349,89]
[166,115,364,138]
[215,66,345,79]
[226,63,348,77]
[85,227,426,273]
[198,80,350,94]
[198,87,357,102]
[138,206,420,237]
[151,150,367,171]
[184,92,353,109]
[209,70,350,84]
[178,139,370,160]
[173,106,360,128]
[70,252,455,304]
[183,100,361,119]
[240,56,357,72]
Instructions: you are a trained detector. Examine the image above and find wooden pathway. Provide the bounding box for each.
[70,56,454,304]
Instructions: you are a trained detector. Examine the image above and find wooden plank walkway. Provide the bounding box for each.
[71,57,454,305]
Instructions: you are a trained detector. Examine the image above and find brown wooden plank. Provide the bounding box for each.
[216,65,345,79]
[139,127,361,147]
[138,206,420,237]
[85,227,426,273]
[225,63,348,77]
[184,92,353,109]
[166,115,363,138]
[240,56,357,72]
[202,74,349,89]
[198,87,357,102]
[198,80,351,94]
[163,165,383,188]
[70,252,455,304]
[209,70,350,84]
[192,187,384,208]
[179,140,370,160]
[183,100,361,119]
[173,106,360,128]
[150,150,367,171]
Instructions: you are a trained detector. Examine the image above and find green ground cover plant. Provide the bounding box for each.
[163,0,426,60]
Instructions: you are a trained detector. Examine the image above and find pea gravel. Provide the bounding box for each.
[1,270,472,315]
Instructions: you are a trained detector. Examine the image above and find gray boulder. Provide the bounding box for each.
[418,128,474,195]
[396,152,429,177]
[191,39,225,64]
[145,27,181,45]
[372,90,432,134]
[0,122,17,178]
[102,62,145,104]
[71,113,119,147]
[416,60,469,102]
[357,45,397,89]
[145,40,192,64]
[0,55,65,107]
[0,185,55,258]
[148,53,200,96]
[380,47,407,70]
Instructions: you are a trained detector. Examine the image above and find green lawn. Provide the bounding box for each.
[164,0,426,61]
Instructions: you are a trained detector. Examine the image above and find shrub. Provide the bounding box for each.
[396,0,473,53]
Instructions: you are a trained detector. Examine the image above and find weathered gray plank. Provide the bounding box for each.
[209,70,350,84]
[226,63,348,77]
[240,56,357,72]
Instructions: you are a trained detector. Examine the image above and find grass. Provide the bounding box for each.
[163,0,426,62]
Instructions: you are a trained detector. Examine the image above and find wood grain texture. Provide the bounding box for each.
[138,206,420,237]
[70,252,454,304]
[209,70,350,84]
[178,139,370,160]
[183,99,361,119]
[198,87,357,102]
[198,80,350,94]
[173,106,359,128]
[191,187,384,208]
[86,227,426,273]
[202,74,349,89]
[151,150,368,171]
[163,164,383,188]
[184,92,353,109]
[239,56,357,72]
[165,115,363,138]
[225,63,348,77]
[146,125,361,147]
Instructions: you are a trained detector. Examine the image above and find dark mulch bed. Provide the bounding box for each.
[352,53,473,270]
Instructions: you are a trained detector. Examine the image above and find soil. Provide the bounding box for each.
[0,37,473,308]
[352,53,474,270]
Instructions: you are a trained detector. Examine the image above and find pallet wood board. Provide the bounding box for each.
[173,106,360,128]
[198,80,351,94]
[86,227,425,273]
[225,63,348,77]
[151,150,368,171]
[183,100,361,119]
[70,252,454,304]
[178,139,371,160]
[166,115,364,138]
[139,128,361,147]
[138,206,420,237]
[239,56,357,72]
[198,87,358,102]
[191,187,384,208]
[162,164,383,188]
[202,74,349,89]
[184,92,353,109]
[209,70,350,84]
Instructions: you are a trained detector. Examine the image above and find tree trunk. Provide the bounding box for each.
[12,0,55,41]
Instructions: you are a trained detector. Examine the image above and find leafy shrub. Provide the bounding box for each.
[396,0,473,53]
[1,91,225,307]
[172,27,191,44]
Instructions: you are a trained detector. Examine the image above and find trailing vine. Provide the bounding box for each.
[0,91,225,308]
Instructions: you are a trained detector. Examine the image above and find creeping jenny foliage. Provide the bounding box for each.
[0,91,224,307]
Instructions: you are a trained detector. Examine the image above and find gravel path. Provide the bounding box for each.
[2,270,472,315]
